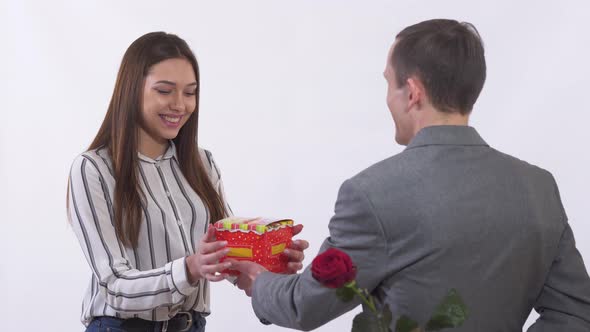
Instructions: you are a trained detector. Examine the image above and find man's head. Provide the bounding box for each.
[384,19,486,145]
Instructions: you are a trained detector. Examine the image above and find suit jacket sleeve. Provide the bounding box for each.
[528,178,590,331]
[251,178,390,331]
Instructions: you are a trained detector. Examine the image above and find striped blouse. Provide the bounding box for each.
[68,142,230,326]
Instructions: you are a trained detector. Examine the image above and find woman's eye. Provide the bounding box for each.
[156,89,172,95]
[185,92,196,96]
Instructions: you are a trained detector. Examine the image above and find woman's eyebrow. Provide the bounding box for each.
[154,81,198,87]
[154,80,176,86]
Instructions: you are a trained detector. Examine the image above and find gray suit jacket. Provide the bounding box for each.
[251,126,590,331]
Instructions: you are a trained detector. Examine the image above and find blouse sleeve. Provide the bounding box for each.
[68,153,198,312]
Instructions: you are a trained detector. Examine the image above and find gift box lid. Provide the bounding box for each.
[214,217,294,235]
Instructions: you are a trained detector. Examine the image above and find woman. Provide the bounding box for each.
[67,32,307,332]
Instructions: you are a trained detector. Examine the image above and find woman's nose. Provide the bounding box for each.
[170,92,186,112]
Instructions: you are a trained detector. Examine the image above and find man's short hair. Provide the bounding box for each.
[393,19,486,115]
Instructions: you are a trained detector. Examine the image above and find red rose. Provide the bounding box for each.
[311,248,357,288]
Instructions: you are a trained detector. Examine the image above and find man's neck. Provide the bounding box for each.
[412,109,470,137]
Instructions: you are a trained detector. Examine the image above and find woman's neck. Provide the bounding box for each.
[138,127,168,159]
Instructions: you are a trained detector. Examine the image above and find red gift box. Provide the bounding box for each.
[214,217,295,275]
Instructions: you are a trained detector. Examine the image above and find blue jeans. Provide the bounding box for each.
[85,313,206,332]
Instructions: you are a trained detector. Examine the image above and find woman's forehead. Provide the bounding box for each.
[146,58,196,84]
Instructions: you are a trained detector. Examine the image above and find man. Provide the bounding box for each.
[232,19,590,331]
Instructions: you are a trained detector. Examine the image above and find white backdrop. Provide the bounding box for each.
[1,1,589,331]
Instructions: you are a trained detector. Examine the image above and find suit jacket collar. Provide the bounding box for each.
[405,125,489,150]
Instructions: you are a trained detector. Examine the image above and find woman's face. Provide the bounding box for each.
[140,58,197,144]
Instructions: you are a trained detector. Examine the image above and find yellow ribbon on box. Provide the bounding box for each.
[271,243,286,255]
[227,247,253,258]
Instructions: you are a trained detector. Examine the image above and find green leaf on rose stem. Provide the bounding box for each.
[381,303,393,328]
[336,286,356,302]
[336,281,356,302]
[351,310,392,332]
[425,289,468,331]
[395,315,419,332]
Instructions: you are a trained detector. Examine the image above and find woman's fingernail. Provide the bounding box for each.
[225,262,232,268]
[283,249,291,255]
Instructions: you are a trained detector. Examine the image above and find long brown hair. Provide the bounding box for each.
[73,32,226,248]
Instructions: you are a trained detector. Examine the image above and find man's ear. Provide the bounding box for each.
[406,76,426,110]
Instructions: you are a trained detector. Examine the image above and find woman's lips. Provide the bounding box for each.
[159,114,182,128]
